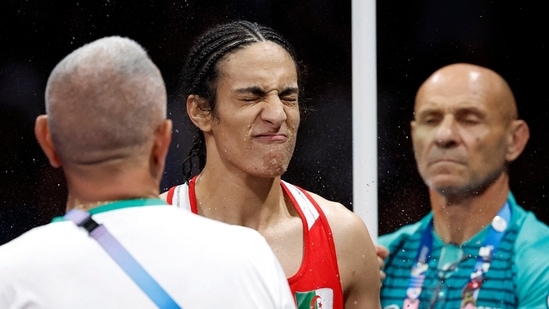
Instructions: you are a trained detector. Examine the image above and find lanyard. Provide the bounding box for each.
[403,202,511,309]
[64,199,182,309]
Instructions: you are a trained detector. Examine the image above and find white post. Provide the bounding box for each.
[351,0,378,240]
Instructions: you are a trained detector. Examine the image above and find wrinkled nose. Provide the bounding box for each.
[261,96,287,126]
[435,116,458,147]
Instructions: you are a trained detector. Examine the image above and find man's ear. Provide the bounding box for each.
[34,115,62,168]
[505,119,530,162]
[151,119,172,179]
[186,94,213,132]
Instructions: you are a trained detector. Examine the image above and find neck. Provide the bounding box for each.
[68,196,158,211]
[430,173,510,244]
[64,166,161,212]
[193,170,292,230]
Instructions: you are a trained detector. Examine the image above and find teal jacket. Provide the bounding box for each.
[379,193,549,309]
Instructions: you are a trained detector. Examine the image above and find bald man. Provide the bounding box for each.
[377,63,549,309]
[0,36,295,308]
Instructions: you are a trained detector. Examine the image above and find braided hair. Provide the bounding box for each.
[178,20,304,183]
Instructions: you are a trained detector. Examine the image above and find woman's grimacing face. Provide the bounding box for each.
[207,41,301,178]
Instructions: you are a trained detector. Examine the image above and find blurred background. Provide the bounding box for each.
[1,0,547,245]
[376,1,549,233]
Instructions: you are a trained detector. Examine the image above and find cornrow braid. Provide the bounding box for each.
[178,20,304,184]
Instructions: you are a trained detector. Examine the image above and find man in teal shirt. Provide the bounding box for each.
[378,63,549,309]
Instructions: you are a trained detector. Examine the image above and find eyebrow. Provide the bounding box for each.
[280,87,299,96]
[415,108,440,119]
[416,106,485,119]
[235,86,299,96]
[455,107,485,116]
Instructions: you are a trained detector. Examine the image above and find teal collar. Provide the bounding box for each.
[52,198,166,222]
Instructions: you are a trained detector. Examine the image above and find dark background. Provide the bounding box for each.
[376,1,549,233]
[0,1,547,245]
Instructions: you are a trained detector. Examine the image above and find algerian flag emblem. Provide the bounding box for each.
[295,288,333,309]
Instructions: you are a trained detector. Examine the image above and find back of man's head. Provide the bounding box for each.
[45,36,167,165]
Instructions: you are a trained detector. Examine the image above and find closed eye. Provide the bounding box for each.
[456,109,484,125]
[460,117,480,125]
[280,95,298,104]
[241,96,261,102]
[236,86,265,103]
[279,87,299,104]
[418,113,442,125]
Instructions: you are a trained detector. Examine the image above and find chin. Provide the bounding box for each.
[435,186,463,196]
[427,178,464,194]
[432,183,485,199]
[247,163,288,178]
[264,165,288,178]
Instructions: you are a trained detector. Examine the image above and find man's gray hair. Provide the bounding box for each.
[45,36,167,164]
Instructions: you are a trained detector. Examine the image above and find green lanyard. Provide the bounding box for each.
[404,202,511,309]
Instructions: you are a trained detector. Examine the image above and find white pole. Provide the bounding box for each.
[351,0,378,240]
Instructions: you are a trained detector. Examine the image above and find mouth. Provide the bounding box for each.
[429,158,463,167]
[254,133,288,142]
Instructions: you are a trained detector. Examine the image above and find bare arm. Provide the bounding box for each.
[312,193,381,309]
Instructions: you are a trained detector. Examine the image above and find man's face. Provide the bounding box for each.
[208,41,300,178]
[411,69,511,197]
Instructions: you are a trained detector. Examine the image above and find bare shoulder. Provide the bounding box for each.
[306,191,370,236]
[305,191,375,257]
[306,190,381,307]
